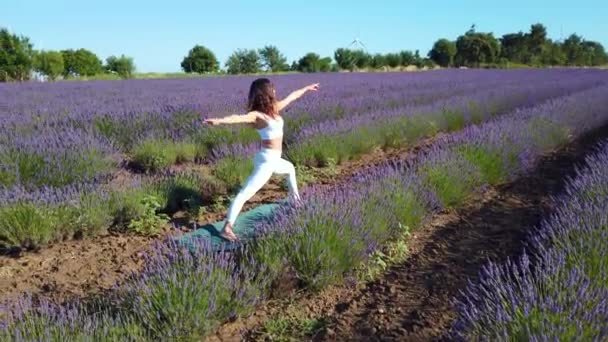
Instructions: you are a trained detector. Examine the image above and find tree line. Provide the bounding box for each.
[0,28,135,81]
[428,24,608,68]
[1,23,606,82]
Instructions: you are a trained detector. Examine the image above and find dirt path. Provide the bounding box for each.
[0,137,439,305]
[318,126,608,341]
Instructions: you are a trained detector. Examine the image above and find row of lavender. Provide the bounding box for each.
[2,81,607,340]
[2,71,566,195]
[4,71,606,250]
[2,70,604,177]
[0,70,574,125]
[452,142,608,339]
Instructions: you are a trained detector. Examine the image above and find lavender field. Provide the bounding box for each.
[1,69,608,340]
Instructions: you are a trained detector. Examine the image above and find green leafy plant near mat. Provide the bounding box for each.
[127,195,169,235]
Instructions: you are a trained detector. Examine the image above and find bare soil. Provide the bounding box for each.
[0,136,439,305]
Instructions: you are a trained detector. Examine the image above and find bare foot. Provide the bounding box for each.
[220,223,238,241]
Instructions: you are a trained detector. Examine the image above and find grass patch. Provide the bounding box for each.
[0,191,116,250]
[0,149,115,189]
[419,158,481,208]
[131,139,197,173]
[212,156,254,192]
[456,145,509,185]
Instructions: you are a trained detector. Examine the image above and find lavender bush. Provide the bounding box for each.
[253,83,608,295]
[2,71,608,340]
[0,295,146,341]
[119,240,269,340]
[453,143,608,340]
[2,70,607,249]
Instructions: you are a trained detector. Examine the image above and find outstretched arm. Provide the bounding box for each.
[277,83,320,111]
[203,112,257,126]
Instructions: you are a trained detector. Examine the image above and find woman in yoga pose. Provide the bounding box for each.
[203,78,320,241]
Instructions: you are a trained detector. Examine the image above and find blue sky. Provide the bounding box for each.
[3,0,606,72]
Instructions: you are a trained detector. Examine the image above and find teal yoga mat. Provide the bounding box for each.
[174,203,279,250]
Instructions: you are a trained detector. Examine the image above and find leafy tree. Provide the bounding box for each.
[105,54,135,78]
[297,52,321,72]
[259,45,289,72]
[371,53,387,69]
[0,28,34,81]
[290,60,299,71]
[34,50,64,80]
[562,34,585,66]
[61,48,102,77]
[582,41,608,66]
[399,50,415,66]
[297,53,331,72]
[500,32,528,64]
[421,58,436,68]
[334,48,355,71]
[352,50,371,69]
[226,49,261,74]
[181,45,219,73]
[454,27,500,67]
[318,56,332,72]
[540,41,567,66]
[527,23,547,56]
[428,39,456,67]
[385,53,402,68]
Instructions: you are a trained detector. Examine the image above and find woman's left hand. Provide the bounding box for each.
[202,118,219,126]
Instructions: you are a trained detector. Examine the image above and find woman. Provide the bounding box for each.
[203,78,320,241]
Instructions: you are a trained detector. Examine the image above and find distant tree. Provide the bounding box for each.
[181,45,219,74]
[582,40,608,66]
[352,50,372,69]
[334,48,355,71]
[0,28,34,81]
[500,32,528,64]
[371,53,387,69]
[412,50,424,67]
[105,54,135,78]
[34,50,64,80]
[428,39,456,67]
[562,34,585,66]
[540,40,567,66]
[297,53,331,72]
[399,50,415,66]
[297,52,321,72]
[454,27,500,67]
[421,58,436,69]
[259,45,289,72]
[385,53,402,68]
[226,49,261,74]
[526,23,548,56]
[61,48,102,77]
[318,56,332,72]
[290,60,299,71]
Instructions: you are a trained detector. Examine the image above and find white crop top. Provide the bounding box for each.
[257,114,284,140]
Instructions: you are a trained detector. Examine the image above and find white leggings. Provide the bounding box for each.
[226,148,300,225]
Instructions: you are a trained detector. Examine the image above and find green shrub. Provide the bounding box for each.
[0,203,60,249]
[419,158,481,208]
[127,195,169,235]
[457,145,508,185]
[131,139,197,173]
[213,157,254,191]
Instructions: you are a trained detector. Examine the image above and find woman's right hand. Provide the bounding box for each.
[306,83,320,92]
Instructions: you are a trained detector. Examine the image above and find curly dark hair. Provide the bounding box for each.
[247,78,278,117]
